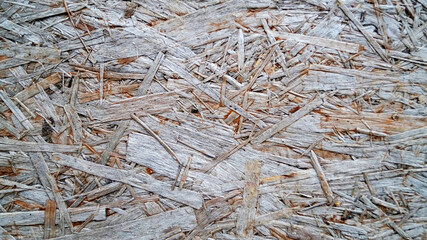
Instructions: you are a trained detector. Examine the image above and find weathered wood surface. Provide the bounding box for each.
[52,207,197,240]
[0,0,426,239]
[0,206,106,226]
[236,160,260,238]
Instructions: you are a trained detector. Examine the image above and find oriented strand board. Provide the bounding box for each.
[0,0,425,239]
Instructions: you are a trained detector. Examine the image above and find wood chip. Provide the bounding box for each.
[44,200,57,239]
[236,160,260,238]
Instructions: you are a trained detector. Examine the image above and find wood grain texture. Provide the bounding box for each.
[0,0,425,239]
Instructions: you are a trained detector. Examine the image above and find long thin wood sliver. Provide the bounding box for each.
[136,51,165,96]
[363,172,376,195]
[262,21,289,76]
[271,31,362,54]
[0,116,21,139]
[277,69,309,100]
[0,73,61,113]
[309,150,334,204]
[0,90,33,130]
[13,96,36,118]
[75,212,96,233]
[131,113,182,166]
[0,178,35,189]
[163,58,266,128]
[70,64,146,80]
[0,139,80,152]
[131,113,183,190]
[99,64,104,104]
[0,226,15,240]
[63,0,90,53]
[0,206,106,226]
[201,138,250,173]
[338,0,389,62]
[98,120,129,165]
[52,153,203,209]
[51,207,197,240]
[220,76,226,107]
[171,165,183,191]
[64,104,83,142]
[237,29,245,71]
[201,120,261,173]
[373,0,390,48]
[71,120,129,208]
[34,153,75,233]
[387,220,412,240]
[179,157,192,190]
[252,94,324,145]
[228,48,275,100]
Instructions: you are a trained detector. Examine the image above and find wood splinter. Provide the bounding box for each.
[309,150,335,205]
[43,200,56,239]
[236,159,260,238]
[179,156,192,190]
[131,113,183,190]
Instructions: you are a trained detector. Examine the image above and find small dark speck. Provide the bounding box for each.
[42,117,54,143]
[191,107,199,114]
[67,77,73,88]
[107,123,118,129]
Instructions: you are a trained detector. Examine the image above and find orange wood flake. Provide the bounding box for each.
[117,56,138,66]
[14,200,45,210]
[145,167,154,175]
